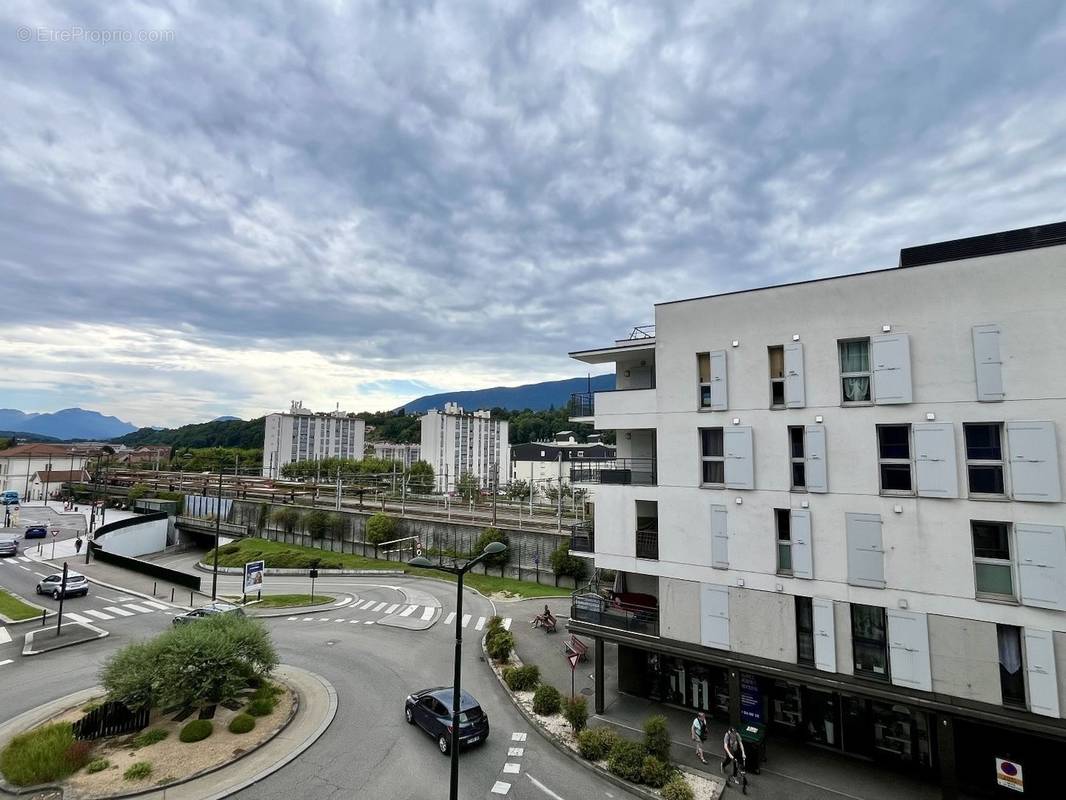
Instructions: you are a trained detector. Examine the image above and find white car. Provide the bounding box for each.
[36,572,89,599]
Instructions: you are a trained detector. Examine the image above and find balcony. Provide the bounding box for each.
[568,388,656,426]
[571,591,659,637]
[570,521,595,554]
[635,524,659,560]
[569,392,594,419]
[570,457,656,486]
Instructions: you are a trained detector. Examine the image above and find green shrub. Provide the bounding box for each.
[228,714,256,734]
[178,720,213,743]
[131,729,168,748]
[474,528,509,567]
[532,684,562,716]
[563,696,588,733]
[486,615,505,633]
[0,722,81,786]
[502,664,540,692]
[576,726,618,761]
[549,542,588,581]
[486,629,515,662]
[661,775,695,800]
[246,698,274,717]
[86,758,110,774]
[364,512,396,545]
[606,739,646,783]
[643,714,671,762]
[124,761,152,781]
[65,740,93,771]
[81,700,102,714]
[641,755,675,788]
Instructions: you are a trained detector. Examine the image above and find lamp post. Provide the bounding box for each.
[409,540,507,800]
[211,456,224,601]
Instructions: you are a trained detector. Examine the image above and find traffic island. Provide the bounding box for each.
[23,621,109,656]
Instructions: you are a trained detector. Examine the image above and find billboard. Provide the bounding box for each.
[243,560,265,595]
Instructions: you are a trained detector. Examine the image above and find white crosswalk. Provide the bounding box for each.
[281,606,511,630]
[105,606,135,617]
[399,605,417,617]
[84,609,114,620]
[0,627,11,645]
[123,604,152,613]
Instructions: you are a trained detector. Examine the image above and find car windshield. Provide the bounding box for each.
[458,708,483,723]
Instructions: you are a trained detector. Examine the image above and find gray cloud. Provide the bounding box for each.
[1,1,1064,425]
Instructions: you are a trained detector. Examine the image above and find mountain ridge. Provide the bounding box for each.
[0,408,138,440]
[399,374,613,413]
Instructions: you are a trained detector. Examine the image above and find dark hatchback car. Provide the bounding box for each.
[24,525,47,539]
[404,687,489,754]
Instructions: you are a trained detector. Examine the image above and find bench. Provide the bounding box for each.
[564,634,588,663]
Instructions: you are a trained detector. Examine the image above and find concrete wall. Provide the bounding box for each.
[101,516,168,558]
[660,576,701,644]
[729,587,798,663]
[928,615,1001,704]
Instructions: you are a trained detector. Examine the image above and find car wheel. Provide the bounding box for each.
[52,589,61,600]
[405,707,414,724]
[34,586,41,595]
[437,734,450,755]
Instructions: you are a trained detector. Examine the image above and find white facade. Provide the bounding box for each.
[419,403,510,492]
[0,445,90,500]
[572,228,1066,731]
[373,442,422,469]
[261,401,366,477]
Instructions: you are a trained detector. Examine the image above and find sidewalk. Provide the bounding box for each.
[507,598,942,800]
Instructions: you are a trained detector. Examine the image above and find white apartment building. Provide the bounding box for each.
[0,444,92,500]
[261,401,366,477]
[420,403,510,492]
[567,221,1066,799]
[510,434,615,497]
[372,442,422,469]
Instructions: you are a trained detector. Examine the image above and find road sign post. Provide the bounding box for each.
[55,562,68,636]
[567,651,580,699]
[309,567,318,604]
[50,528,59,560]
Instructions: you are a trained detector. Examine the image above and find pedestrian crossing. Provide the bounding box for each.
[283,608,513,631]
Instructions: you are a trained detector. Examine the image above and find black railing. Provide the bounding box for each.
[635,527,659,560]
[74,701,150,740]
[570,592,659,636]
[570,458,656,486]
[570,522,595,553]
[569,392,594,417]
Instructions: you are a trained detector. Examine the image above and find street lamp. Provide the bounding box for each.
[409,540,507,800]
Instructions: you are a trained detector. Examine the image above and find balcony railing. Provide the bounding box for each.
[569,392,594,418]
[570,522,595,554]
[570,458,656,486]
[571,591,659,636]
[635,526,659,560]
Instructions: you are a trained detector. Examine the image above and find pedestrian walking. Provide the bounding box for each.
[721,725,747,781]
[74,536,83,554]
[691,711,708,763]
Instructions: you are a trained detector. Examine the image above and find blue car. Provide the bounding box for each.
[24,525,47,539]
[404,687,489,754]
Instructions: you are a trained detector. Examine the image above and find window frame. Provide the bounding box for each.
[971,520,1017,602]
[877,423,914,495]
[697,352,713,410]
[789,425,806,491]
[996,624,1027,708]
[795,596,815,667]
[699,427,725,488]
[964,422,1008,499]
[775,508,792,575]
[838,337,873,405]
[850,604,890,681]
[768,345,786,409]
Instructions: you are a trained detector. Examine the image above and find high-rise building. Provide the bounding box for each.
[261,401,366,477]
[419,403,509,492]
[372,442,422,469]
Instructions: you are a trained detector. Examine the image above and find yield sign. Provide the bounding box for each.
[567,652,581,671]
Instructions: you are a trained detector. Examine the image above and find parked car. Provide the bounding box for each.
[1,490,19,505]
[404,687,489,754]
[35,572,89,599]
[24,525,47,539]
[0,535,18,556]
[172,602,245,626]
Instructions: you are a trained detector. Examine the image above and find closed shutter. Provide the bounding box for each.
[790,509,813,579]
[846,512,885,588]
[913,422,959,498]
[871,334,912,404]
[805,425,828,493]
[1023,628,1061,718]
[709,350,728,411]
[700,583,730,650]
[972,324,1004,402]
[812,597,836,672]
[1008,421,1062,502]
[1016,523,1066,611]
[888,610,932,692]
[724,426,754,490]
[784,342,806,408]
[711,504,729,569]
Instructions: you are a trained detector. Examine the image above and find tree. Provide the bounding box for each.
[364,512,396,545]
[127,483,150,503]
[505,479,529,501]
[407,460,435,493]
[550,542,588,582]
[303,510,331,540]
[456,471,480,504]
[474,528,509,569]
[271,507,302,536]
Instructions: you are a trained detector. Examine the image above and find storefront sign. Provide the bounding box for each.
[740,673,764,724]
[995,758,1023,792]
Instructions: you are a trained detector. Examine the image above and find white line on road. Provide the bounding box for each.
[526,774,566,800]
[18,566,30,571]
[104,606,134,617]
[97,596,123,602]
[510,732,527,742]
[317,617,330,621]
[372,602,387,612]
[84,609,114,620]
[334,597,352,607]
[461,614,471,628]
[333,619,346,623]
[63,613,94,624]
[364,620,375,625]
[123,604,152,614]
[474,616,486,631]
[286,617,298,621]
[141,601,169,610]
[421,607,434,621]
[503,763,521,774]
[34,572,46,577]
[444,612,456,625]
[490,781,511,795]
[349,620,359,624]
[16,557,30,563]
[399,605,417,617]
[0,628,11,645]
[507,747,524,756]
[302,618,315,623]
[359,600,376,610]
[0,659,12,667]
[502,618,512,630]
[385,604,399,614]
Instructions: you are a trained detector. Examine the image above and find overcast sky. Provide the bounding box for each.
[2,1,1064,428]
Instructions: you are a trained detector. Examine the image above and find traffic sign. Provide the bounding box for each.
[50,528,59,538]
[567,652,581,671]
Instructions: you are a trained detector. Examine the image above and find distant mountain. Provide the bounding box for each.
[400,374,614,414]
[0,430,60,443]
[0,408,138,440]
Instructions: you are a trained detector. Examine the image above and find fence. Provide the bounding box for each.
[90,542,202,590]
[73,701,150,740]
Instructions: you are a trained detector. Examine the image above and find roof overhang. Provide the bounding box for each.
[569,338,655,364]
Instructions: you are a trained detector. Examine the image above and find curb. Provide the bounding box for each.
[247,594,356,619]
[196,562,404,577]
[22,621,109,655]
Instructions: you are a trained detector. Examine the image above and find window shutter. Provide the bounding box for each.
[711,504,729,569]
[1016,523,1066,611]
[790,509,813,579]
[972,324,1004,402]
[700,583,730,650]
[812,597,836,672]
[846,512,885,588]
[871,334,912,404]
[888,610,932,692]
[724,426,754,490]
[1023,628,1061,718]
[804,425,828,493]
[913,422,959,498]
[784,342,806,408]
[1008,421,1062,502]
[709,350,728,411]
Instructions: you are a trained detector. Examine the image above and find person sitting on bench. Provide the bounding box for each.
[532,605,557,631]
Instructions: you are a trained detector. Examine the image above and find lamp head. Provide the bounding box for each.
[483,541,507,555]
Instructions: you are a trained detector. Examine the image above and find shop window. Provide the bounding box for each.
[851,604,889,680]
[795,597,814,666]
[997,625,1026,707]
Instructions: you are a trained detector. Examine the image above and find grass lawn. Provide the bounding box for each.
[252,594,333,609]
[0,587,40,621]
[0,722,84,786]
[206,538,569,600]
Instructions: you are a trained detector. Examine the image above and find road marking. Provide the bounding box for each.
[141,601,169,610]
[34,571,47,577]
[526,773,566,800]
[385,604,399,614]
[317,617,330,622]
[364,620,375,625]
[359,600,376,610]
[503,763,521,774]
[372,601,387,612]
[399,605,417,617]
[511,732,527,742]
[444,612,456,625]
[502,618,512,630]
[507,747,524,757]
[123,604,152,613]
[286,617,299,621]
[84,609,114,620]
[97,595,123,602]
[421,607,435,621]
[349,620,360,624]
[302,618,316,623]
[335,597,352,607]
[0,659,12,667]
[104,606,134,617]
[17,557,30,562]
[475,616,486,631]
[490,781,511,795]
[63,613,94,624]
[461,614,471,628]
[0,628,11,645]
[19,565,31,571]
